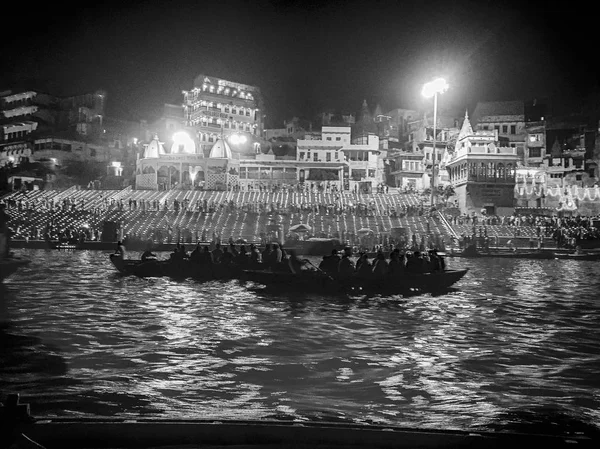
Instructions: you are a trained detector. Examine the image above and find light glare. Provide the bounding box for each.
[422,78,449,98]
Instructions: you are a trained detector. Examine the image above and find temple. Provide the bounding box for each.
[446,112,519,215]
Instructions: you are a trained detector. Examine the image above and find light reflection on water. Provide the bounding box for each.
[1,248,599,435]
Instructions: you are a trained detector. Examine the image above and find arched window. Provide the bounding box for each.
[497,163,505,178]
[506,163,514,178]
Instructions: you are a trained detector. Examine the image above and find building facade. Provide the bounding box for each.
[136,126,384,193]
[446,112,519,216]
[471,100,526,164]
[182,75,263,156]
[0,89,106,168]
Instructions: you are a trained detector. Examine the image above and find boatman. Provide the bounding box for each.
[114,241,126,259]
[338,247,355,280]
[0,203,10,259]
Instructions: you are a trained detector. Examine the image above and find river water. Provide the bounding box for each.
[1,248,599,435]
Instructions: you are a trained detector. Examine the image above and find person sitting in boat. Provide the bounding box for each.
[428,249,445,271]
[371,251,389,279]
[338,247,355,280]
[270,243,284,270]
[249,244,261,267]
[220,247,234,265]
[211,243,224,264]
[405,251,421,273]
[234,245,250,267]
[113,241,126,259]
[355,253,373,279]
[169,246,182,261]
[287,249,308,274]
[199,246,214,265]
[319,249,341,276]
[0,203,10,259]
[179,244,188,259]
[261,244,272,266]
[388,250,405,277]
[141,248,157,262]
[189,243,202,264]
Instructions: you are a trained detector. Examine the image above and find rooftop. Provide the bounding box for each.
[472,101,525,122]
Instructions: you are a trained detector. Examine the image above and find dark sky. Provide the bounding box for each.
[3,0,598,127]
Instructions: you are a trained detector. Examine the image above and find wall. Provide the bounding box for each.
[455,183,515,214]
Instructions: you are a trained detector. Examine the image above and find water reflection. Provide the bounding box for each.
[1,249,599,435]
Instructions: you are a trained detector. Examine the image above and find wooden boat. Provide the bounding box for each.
[16,417,594,449]
[0,256,31,282]
[109,254,264,279]
[242,268,469,296]
[0,412,585,449]
[554,252,600,261]
[448,249,557,259]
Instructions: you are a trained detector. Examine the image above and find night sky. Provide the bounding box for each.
[3,0,597,127]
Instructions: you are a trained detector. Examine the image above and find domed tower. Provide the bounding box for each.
[209,139,233,159]
[143,134,166,158]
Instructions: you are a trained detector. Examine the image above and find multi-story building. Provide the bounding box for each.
[384,108,419,145]
[182,75,263,156]
[471,100,526,163]
[0,88,106,169]
[446,112,519,216]
[387,112,459,190]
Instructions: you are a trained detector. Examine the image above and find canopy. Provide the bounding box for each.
[358,228,374,234]
[235,238,247,244]
[289,223,312,233]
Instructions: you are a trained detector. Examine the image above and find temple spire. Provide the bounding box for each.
[457,110,473,142]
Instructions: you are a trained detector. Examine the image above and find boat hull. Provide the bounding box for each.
[109,254,263,279]
[23,418,595,449]
[0,257,31,282]
[554,252,600,261]
[242,268,469,295]
[449,251,556,259]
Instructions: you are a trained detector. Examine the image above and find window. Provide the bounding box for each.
[299,152,305,160]
[576,174,582,181]
[224,107,230,113]
[232,108,237,115]
[502,125,508,133]
[336,137,341,141]
[246,110,250,116]
[529,148,541,158]
[510,125,516,134]
[313,153,318,162]
[368,169,375,178]
[494,126,500,132]
[482,125,489,130]
[326,152,331,162]
[326,137,332,141]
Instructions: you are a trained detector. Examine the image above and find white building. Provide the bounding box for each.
[296,127,383,193]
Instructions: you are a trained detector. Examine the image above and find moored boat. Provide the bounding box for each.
[554,252,600,261]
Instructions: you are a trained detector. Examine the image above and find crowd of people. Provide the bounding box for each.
[112,238,446,282]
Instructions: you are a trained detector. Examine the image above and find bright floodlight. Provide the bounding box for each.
[229,134,247,145]
[172,131,192,144]
[422,78,449,98]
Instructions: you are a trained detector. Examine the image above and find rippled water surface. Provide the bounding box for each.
[1,249,600,434]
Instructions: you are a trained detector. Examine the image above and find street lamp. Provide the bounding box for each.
[422,77,449,209]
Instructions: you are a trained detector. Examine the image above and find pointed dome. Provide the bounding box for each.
[209,139,233,159]
[457,110,474,141]
[143,135,166,158]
